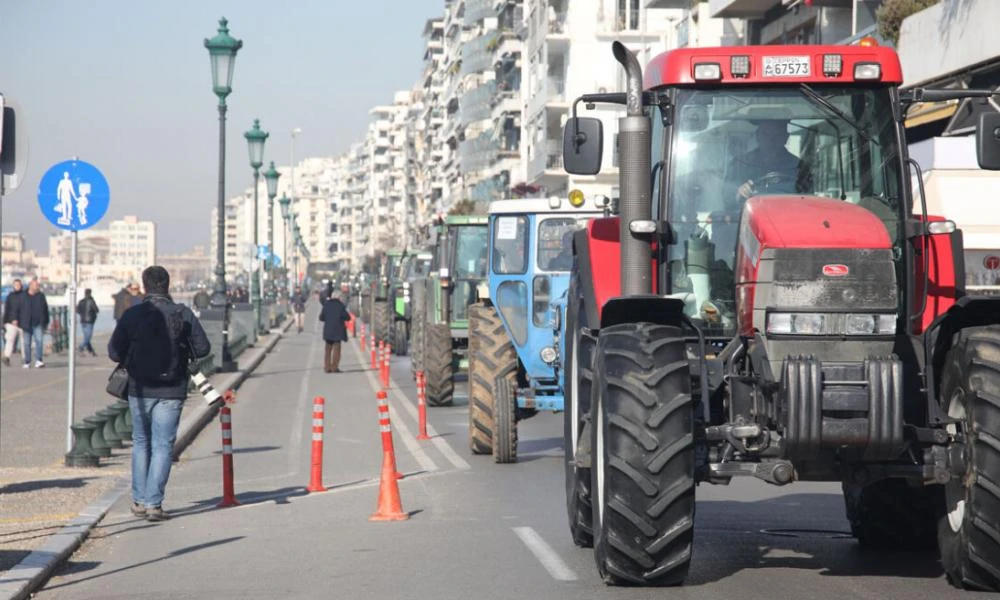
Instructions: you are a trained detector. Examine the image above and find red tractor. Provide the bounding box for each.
[562,40,1000,589]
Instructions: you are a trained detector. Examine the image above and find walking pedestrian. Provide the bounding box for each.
[127,282,143,308]
[2,279,25,366]
[292,286,306,333]
[108,266,211,522]
[319,291,351,373]
[76,288,99,356]
[16,280,49,368]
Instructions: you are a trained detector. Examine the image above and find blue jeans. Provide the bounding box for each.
[79,322,95,353]
[22,325,43,363]
[128,396,183,508]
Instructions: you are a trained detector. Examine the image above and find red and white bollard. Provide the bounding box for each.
[376,390,403,480]
[217,405,240,507]
[307,396,327,493]
[370,335,377,369]
[416,371,430,440]
[381,344,392,389]
[360,323,367,350]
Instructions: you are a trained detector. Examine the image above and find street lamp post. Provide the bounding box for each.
[263,161,281,298]
[279,194,291,297]
[244,118,268,335]
[205,17,242,372]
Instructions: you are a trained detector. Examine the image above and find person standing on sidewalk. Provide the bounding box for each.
[112,285,130,322]
[76,288,99,356]
[319,290,351,373]
[292,286,306,333]
[16,280,49,368]
[108,266,211,522]
[3,278,25,366]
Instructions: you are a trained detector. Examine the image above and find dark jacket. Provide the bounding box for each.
[292,292,307,313]
[2,289,24,325]
[319,297,351,343]
[108,294,211,400]
[17,291,49,330]
[112,288,129,320]
[77,296,99,324]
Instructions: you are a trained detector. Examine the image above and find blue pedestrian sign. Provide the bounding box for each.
[37,160,110,231]
[257,244,270,260]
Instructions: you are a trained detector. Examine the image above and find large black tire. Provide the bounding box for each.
[393,320,408,356]
[591,323,695,586]
[843,479,941,550]
[564,277,594,547]
[360,292,372,324]
[467,303,517,455]
[373,300,392,344]
[494,377,518,463]
[410,284,427,379]
[938,325,1000,591]
[424,323,454,406]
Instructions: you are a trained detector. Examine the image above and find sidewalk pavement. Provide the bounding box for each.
[0,318,292,600]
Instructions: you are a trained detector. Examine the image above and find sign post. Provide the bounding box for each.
[37,159,110,452]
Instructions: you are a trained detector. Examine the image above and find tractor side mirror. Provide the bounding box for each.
[563,117,603,175]
[977,113,1000,170]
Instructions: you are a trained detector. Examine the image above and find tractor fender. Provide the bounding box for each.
[600,296,687,330]
[926,295,1000,419]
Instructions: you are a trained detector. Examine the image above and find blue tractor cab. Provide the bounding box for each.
[466,195,608,463]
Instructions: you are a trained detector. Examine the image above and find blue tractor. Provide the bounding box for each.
[466,195,608,463]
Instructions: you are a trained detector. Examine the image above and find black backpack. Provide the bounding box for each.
[127,302,190,383]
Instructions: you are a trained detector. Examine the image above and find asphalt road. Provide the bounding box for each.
[32,316,974,600]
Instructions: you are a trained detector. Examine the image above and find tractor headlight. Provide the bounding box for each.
[540,346,558,364]
[766,312,896,336]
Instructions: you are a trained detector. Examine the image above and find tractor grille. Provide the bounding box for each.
[757,248,897,312]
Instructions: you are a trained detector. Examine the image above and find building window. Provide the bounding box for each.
[617,0,640,31]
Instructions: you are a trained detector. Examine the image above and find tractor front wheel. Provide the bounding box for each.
[938,325,1000,591]
[424,323,454,406]
[591,323,695,586]
[393,320,408,356]
[373,300,391,344]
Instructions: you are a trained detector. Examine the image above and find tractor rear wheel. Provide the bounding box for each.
[424,323,454,407]
[843,479,941,550]
[373,300,391,343]
[564,282,593,547]
[938,325,1000,591]
[410,284,426,379]
[493,377,518,463]
[591,323,695,586]
[393,320,408,355]
[467,303,516,455]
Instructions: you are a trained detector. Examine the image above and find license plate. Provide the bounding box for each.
[762,56,811,78]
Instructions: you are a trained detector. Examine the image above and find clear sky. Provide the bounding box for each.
[1,0,442,254]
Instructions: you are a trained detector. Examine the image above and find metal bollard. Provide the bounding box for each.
[113,401,132,440]
[65,422,100,467]
[83,415,112,457]
[97,408,124,449]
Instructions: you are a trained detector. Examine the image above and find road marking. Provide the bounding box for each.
[0,513,78,525]
[387,384,470,471]
[0,367,106,403]
[513,526,578,582]
[288,331,321,475]
[347,341,438,473]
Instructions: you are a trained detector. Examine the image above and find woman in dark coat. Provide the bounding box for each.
[319,292,351,373]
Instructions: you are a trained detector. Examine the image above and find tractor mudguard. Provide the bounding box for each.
[600,296,687,330]
[925,295,1000,421]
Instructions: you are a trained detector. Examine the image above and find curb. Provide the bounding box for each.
[0,318,293,600]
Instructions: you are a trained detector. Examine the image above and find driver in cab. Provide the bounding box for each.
[728,119,804,202]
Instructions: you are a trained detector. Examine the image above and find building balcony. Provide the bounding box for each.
[643,0,689,7]
[461,35,494,76]
[708,0,781,19]
[460,81,497,124]
[464,0,494,26]
[545,76,568,108]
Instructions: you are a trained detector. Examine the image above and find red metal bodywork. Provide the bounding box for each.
[912,215,959,334]
[734,196,893,337]
[584,217,661,321]
[643,45,903,89]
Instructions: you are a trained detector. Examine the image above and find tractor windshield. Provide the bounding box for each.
[452,225,490,322]
[537,217,589,272]
[663,85,904,333]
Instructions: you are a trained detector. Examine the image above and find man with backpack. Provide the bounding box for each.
[108,266,211,522]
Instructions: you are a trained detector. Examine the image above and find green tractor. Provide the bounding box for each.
[411,215,489,405]
[368,250,405,345]
[387,250,433,356]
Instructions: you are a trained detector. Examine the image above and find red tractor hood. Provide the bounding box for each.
[744,195,892,251]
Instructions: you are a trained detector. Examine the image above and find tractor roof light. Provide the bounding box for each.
[858,36,879,47]
[730,55,750,78]
[822,54,842,77]
[693,62,722,82]
[548,196,562,209]
[854,63,882,81]
[568,189,585,208]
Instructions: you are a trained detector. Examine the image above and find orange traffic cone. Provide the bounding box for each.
[369,451,409,522]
